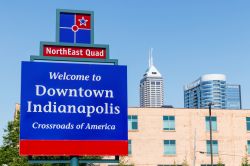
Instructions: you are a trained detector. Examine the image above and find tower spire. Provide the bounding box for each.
[149,48,154,67]
[148,49,151,68]
[151,48,154,66]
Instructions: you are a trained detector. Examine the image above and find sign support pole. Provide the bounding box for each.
[70,157,79,166]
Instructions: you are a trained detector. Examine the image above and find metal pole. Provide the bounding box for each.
[193,128,196,166]
[209,103,213,166]
[70,157,79,166]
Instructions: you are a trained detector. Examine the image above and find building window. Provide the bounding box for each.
[248,140,250,154]
[201,165,224,166]
[158,165,182,166]
[205,116,217,131]
[128,140,132,155]
[164,140,176,155]
[246,117,250,131]
[128,115,138,130]
[163,116,175,130]
[206,140,218,154]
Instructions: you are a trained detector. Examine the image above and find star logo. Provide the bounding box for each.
[78,16,88,26]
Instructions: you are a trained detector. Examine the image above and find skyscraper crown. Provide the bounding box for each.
[144,48,162,78]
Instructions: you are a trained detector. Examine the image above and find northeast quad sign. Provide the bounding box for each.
[19,9,128,156]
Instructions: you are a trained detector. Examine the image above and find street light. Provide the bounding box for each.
[208,102,214,166]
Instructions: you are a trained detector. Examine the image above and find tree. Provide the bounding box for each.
[0,112,29,166]
[181,157,189,166]
[241,145,249,166]
[217,156,224,166]
[0,110,102,166]
[118,156,134,166]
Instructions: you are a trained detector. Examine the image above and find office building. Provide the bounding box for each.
[140,50,164,107]
[184,74,242,109]
[226,84,242,109]
[184,74,227,109]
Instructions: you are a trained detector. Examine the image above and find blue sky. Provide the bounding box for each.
[1,1,250,145]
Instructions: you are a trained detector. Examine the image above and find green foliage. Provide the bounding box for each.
[118,156,134,166]
[241,157,249,166]
[0,110,102,166]
[217,156,224,166]
[241,145,249,166]
[0,113,29,166]
[181,158,189,166]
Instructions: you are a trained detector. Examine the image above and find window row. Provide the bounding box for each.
[129,115,250,132]
[128,115,217,131]
[91,164,223,166]
[128,139,250,157]
[128,139,218,155]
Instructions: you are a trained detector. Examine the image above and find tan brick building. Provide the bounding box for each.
[123,107,250,166]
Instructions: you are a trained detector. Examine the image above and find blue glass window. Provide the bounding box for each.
[128,140,132,155]
[247,117,250,131]
[226,84,241,109]
[163,116,175,130]
[247,141,250,155]
[201,165,224,166]
[164,140,176,155]
[206,140,218,154]
[128,115,138,130]
[205,116,217,131]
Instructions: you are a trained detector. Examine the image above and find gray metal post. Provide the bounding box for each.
[208,103,213,166]
[70,157,79,166]
[193,128,196,166]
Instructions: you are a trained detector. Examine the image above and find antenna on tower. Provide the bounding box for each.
[151,48,154,66]
[149,48,154,67]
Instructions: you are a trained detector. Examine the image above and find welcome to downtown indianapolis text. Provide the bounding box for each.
[27,72,120,118]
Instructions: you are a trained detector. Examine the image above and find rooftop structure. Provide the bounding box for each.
[140,49,164,107]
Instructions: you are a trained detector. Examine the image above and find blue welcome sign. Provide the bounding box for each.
[20,61,128,156]
[20,8,127,157]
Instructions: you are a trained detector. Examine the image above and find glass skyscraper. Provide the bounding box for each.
[140,50,164,107]
[226,84,242,109]
[184,74,242,109]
